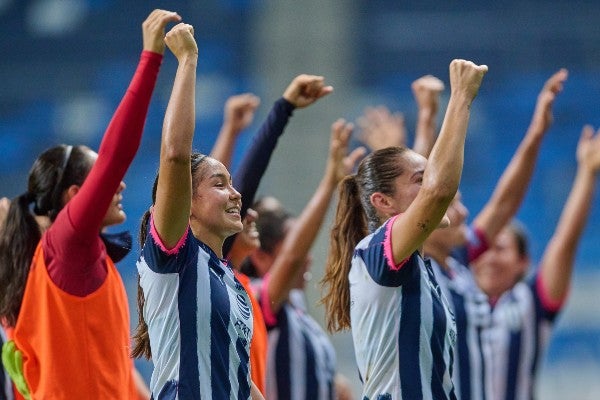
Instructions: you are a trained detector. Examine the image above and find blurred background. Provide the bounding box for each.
[1,0,600,398]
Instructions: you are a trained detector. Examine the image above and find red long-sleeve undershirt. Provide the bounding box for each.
[42,51,162,296]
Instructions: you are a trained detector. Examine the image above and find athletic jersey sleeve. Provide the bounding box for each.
[140,214,195,274]
[354,215,415,287]
[223,98,295,257]
[531,268,564,319]
[44,51,163,295]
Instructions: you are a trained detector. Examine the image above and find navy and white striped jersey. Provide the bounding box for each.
[479,273,559,400]
[350,216,457,400]
[254,279,337,400]
[137,221,254,400]
[430,257,491,400]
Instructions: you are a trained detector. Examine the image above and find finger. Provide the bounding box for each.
[346,146,367,168]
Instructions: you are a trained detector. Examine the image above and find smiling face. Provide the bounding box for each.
[471,225,530,299]
[189,158,243,242]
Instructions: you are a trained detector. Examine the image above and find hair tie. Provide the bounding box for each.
[23,191,36,204]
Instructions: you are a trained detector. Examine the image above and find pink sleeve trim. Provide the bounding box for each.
[149,213,189,256]
[259,273,278,327]
[468,225,490,263]
[384,214,410,271]
[536,271,566,313]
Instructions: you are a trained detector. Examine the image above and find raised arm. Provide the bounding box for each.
[210,93,260,168]
[266,120,365,312]
[472,69,568,246]
[391,60,487,263]
[153,23,198,248]
[66,10,181,239]
[411,74,445,157]
[222,75,333,257]
[538,125,600,304]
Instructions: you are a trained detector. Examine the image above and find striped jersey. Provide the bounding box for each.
[350,216,457,400]
[479,273,559,400]
[254,278,337,400]
[430,257,491,400]
[137,219,254,400]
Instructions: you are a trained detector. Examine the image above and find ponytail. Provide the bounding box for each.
[0,193,42,327]
[131,208,152,359]
[320,175,368,332]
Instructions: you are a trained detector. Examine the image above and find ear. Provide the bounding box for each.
[370,192,395,216]
[62,184,81,204]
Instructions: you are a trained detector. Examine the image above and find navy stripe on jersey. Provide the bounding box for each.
[398,255,423,400]
[139,224,253,400]
[351,218,457,400]
[178,242,200,399]
[303,329,318,400]
[274,308,291,399]
[263,287,337,400]
[451,290,471,400]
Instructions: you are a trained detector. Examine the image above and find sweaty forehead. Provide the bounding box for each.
[201,158,230,180]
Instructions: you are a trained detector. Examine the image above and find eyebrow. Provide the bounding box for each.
[209,172,232,181]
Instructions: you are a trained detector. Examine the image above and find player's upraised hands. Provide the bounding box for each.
[530,68,568,135]
[326,119,366,184]
[142,9,182,55]
[412,75,445,115]
[577,125,600,174]
[357,106,407,151]
[164,23,198,61]
[283,74,333,108]
[449,59,488,103]
[223,93,261,134]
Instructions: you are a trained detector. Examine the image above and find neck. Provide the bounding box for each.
[422,241,450,270]
[191,226,224,259]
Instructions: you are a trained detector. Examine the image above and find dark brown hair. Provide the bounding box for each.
[320,146,410,332]
[131,153,208,359]
[0,144,92,327]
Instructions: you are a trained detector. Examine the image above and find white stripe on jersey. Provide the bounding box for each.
[350,218,457,400]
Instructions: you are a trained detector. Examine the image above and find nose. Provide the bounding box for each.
[230,185,241,201]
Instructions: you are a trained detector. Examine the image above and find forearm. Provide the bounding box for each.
[474,127,544,239]
[540,166,595,301]
[210,123,239,168]
[70,51,162,236]
[413,108,437,157]
[233,98,294,218]
[267,177,336,309]
[423,94,471,199]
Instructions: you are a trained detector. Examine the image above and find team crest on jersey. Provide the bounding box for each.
[236,293,251,320]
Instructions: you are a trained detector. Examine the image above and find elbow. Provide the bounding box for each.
[161,143,190,165]
[421,181,457,205]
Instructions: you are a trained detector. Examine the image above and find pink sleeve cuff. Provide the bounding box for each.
[259,273,278,327]
[384,214,410,271]
[536,271,566,313]
[149,213,189,256]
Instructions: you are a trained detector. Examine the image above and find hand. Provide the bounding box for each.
[282,74,333,108]
[327,119,366,184]
[412,75,445,114]
[223,93,261,134]
[142,9,182,55]
[164,23,198,61]
[2,340,31,400]
[449,59,488,103]
[577,125,600,174]
[357,106,407,151]
[530,68,568,134]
